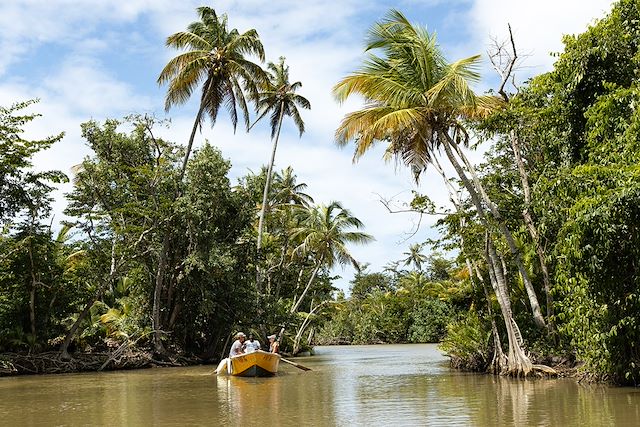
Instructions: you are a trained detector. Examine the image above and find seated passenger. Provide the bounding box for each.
[268,334,279,354]
[244,334,261,353]
[229,332,246,357]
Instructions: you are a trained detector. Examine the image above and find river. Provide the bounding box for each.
[1,344,639,426]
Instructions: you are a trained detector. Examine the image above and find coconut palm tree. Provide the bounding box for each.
[401,243,428,271]
[289,201,374,314]
[251,57,311,252]
[158,6,266,180]
[257,167,314,297]
[333,9,543,375]
[154,7,265,355]
[334,10,499,175]
[271,166,314,208]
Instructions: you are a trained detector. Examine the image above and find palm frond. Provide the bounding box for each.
[165,31,210,51]
[158,6,265,130]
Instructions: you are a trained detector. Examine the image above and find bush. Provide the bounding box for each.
[408,298,453,343]
[439,311,491,371]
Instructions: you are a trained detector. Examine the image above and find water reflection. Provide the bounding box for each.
[216,376,282,423]
[0,345,639,426]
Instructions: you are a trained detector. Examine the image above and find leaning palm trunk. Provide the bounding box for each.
[485,237,532,376]
[256,103,286,294]
[441,134,546,330]
[292,300,327,354]
[179,102,206,180]
[290,260,322,314]
[433,155,510,373]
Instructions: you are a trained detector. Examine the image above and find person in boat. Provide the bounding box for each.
[229,332,246,357]
[268,334,279,354]
[244,334,261,353]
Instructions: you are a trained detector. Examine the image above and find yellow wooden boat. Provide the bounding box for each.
[218,350,281,377]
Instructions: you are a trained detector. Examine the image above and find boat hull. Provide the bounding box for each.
[229,350,280,377]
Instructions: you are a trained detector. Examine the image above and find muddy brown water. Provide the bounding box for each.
[1,344,639,426]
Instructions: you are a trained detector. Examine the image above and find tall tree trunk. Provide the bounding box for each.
[29,284,36,340]
[442,136,546,330]
[488,26,553,327]
[257,102,286,252]
[510,131,553,324]
[152,232,171,355]
[290,260,322,314]
[485,237,532,376]
[472,262,507,373]
[256,102,286,293]
[433,157,509,373]
[27,239,37,340]
[152,93,208,355]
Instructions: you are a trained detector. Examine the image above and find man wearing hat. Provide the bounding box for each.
[229,332,246,357]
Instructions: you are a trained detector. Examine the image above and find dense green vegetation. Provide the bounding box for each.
[0,8,371,367]
[1,2,639,386]
[324,1,640,385]
[316,253,464,346]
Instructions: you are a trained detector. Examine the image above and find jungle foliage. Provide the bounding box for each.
[1,2,639,385]
[324,0,640,385]
[446,0,640,384]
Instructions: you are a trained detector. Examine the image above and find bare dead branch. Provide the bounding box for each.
[488,24,528,102]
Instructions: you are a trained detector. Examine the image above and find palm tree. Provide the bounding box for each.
[334,10,499,175]
[251,57,311,252]
[397,270,429,289]
[154,7,265,355]
[333,10,542,375]
[257,167,314,297]
[271,166,314,208]
[401,243,428,271]
[158,6,266,180]
[289,201,374,314]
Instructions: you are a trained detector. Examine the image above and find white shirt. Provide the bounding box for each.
[229,339,244,357]
[244,339,261,352]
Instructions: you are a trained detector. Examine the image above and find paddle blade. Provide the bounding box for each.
[281,357,312,371]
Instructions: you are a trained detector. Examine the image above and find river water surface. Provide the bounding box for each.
[1,344,639,426]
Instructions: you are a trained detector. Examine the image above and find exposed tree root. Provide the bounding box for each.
[531,364,558,376]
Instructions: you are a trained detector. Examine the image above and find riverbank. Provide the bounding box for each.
[0,344,582,382]
[447,350,584,381]
[0,349,200,376]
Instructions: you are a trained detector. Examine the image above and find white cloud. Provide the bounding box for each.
[42,57,154,116]
[467,0,616,80]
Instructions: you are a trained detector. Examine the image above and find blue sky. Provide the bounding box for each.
[0,0,615,292]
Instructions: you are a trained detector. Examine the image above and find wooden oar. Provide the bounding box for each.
[281,357,312,371]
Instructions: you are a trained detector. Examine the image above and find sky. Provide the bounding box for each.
[0,0,616,292]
